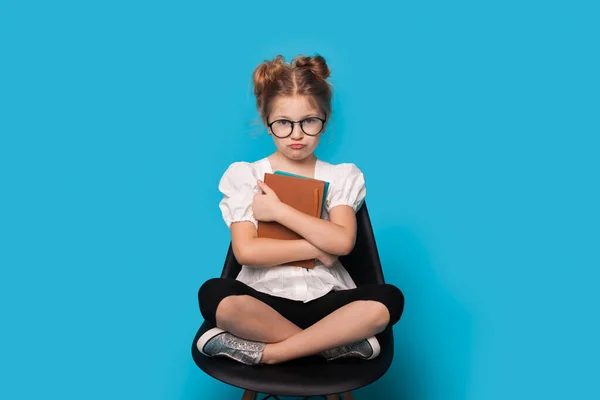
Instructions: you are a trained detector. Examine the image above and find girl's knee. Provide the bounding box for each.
[198,278,240,325]
[362,300,391,331]
[198,278,224,303]
[381,283,404,325]
[215,295,260,330]
[385,284,404,308]
[216,294,253,317]
[361,283,404,327]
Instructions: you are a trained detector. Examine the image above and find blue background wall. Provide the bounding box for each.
[1,1,598,399]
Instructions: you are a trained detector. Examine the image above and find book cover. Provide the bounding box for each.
[273,170,329,217]
[257,172,328,268]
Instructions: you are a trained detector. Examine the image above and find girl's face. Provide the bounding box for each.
[266,95,326,162]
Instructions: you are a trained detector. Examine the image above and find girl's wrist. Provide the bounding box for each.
[274,201,290,223]
[304,240,322,259]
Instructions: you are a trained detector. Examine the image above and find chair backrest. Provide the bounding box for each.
[220,202,386,286]
[339,202,386,285]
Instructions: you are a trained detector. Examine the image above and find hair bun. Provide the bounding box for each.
[293,55,331,81]
[251,53,333,124]
[252,55,287,99]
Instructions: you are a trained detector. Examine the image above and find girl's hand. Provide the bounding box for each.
[253,180,283,222]
[316,249,339,268]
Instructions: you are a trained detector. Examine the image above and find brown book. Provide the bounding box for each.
[257,172,326,268]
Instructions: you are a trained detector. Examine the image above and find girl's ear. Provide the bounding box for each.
[264,120,272,135]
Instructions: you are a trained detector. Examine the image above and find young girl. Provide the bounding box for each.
[196,54,404,366]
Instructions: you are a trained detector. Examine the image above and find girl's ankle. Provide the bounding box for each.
[259,344,281,365]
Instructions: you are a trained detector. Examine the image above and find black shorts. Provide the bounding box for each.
[198,278,404,330]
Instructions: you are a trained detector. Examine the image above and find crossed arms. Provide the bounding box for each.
[231,180,358,267]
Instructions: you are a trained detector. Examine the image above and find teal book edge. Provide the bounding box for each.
[273,170,329,216]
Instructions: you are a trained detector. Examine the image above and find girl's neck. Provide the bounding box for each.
[267,152,318,177]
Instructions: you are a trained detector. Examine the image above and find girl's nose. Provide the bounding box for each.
[290,123,304,139]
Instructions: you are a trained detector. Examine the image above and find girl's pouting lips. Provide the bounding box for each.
[289,144,305,149]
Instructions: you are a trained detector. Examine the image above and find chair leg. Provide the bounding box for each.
[241,389,257,400]
[240,391,347,400]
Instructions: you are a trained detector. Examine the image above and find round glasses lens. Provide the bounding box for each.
[271,120,292,137]
[301,118,323,135]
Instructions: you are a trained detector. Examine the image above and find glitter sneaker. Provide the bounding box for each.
[197,327,266,365]
[320,336,381,361]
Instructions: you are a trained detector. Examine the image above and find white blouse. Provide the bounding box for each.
[218,157,367,303]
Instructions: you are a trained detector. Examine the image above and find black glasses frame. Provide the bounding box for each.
[266,113,327,138]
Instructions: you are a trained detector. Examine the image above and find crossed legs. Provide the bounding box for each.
[215,294,390,365]
[198,278,404,365]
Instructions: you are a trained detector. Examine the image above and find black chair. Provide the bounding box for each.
[191,202,395,399]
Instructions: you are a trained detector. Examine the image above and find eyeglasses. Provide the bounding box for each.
[266,114,327,138]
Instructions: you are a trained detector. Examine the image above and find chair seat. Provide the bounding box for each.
[191,320,395,397]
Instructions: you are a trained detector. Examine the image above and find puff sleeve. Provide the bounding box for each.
[325,163,367,213]
[218,162,261,229]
